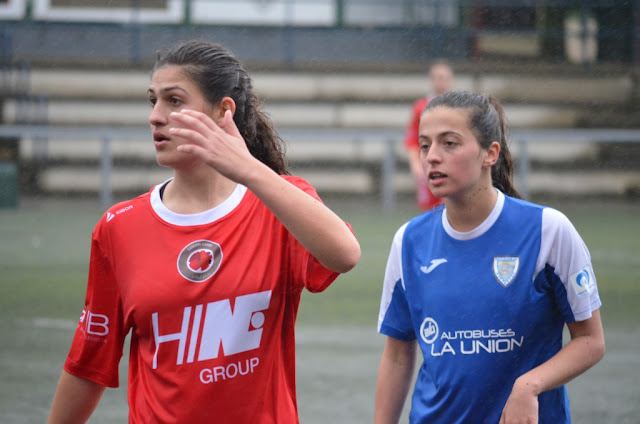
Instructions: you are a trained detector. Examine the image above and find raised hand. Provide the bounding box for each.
[170,108,262,184]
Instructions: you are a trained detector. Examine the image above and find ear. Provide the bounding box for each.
[483,141,500,168]
[216,96,236,120]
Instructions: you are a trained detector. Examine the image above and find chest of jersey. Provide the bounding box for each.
[402,208,560,362]
[102,200,297,369]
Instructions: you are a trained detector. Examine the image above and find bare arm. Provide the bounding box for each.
[48,370,106,424]
[407,148,424,184]
[499,309,605,424]
[171,109,361,273]
[240,160,360,273]
[375,337,417,424]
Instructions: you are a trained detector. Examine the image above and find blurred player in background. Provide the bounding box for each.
[47,40,360,423]
[375,91,604,423]
[404,59,454,211]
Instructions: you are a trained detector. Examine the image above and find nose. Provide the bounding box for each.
[424,143,442,165]
[149,102,167,127]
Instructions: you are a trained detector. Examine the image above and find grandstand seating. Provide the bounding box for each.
[4,64,639,201]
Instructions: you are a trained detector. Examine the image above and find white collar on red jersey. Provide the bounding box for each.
[150,178,248,226]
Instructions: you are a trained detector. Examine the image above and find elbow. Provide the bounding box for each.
[336,242,362,273]
[327,240,361,274]
[585,333,606,368]
[593,337,606,364]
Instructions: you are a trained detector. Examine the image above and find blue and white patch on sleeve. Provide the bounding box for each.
[570,266,596,296]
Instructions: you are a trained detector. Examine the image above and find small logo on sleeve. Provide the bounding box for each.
[570,266,595,296]
[78,307,110,342]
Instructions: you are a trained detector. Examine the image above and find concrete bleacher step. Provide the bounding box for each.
[6,67,639,199]
[2,97,589,129]
[26,69,634,105]
[18,134,600,165]
[38,165,640,198]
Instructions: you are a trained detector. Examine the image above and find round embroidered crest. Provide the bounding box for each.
[177,240,222,283]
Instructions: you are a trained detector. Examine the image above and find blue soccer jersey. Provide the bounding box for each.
[378,190,601,424]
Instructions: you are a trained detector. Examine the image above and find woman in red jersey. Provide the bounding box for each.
[403,60,454,211]
[47,40,360,423]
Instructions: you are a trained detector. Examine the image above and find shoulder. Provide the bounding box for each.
[540,206,581,240]
[95,191,151,234]
[413,97,429,111]
[280,175,321,199]
[280,174,311,187]
[500,195,546,223]
[391,222,410,249]
[504,194,544,212]
[519,201,587,259]
[404,207,443,240]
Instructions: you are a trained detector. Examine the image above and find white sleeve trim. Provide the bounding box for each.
[537,208,601,321]
[377,222,408,332]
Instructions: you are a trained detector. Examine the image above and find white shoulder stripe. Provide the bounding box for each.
[377,222,409,332]
[538,207,600,320]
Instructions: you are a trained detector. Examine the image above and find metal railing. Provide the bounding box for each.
[1,125,640,211]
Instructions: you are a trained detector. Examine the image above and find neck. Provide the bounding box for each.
[445,185,498,233]
[162,166,238,214]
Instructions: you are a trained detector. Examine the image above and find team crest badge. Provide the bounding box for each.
[493,256,519,287]
[177,240,223,283]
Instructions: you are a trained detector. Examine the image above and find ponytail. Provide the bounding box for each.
[487,96,521,199]
[240,91,289,175]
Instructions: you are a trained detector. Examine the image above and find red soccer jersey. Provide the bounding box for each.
[403,97,443,211]
[403,97,430,150]
[65,176,344,423]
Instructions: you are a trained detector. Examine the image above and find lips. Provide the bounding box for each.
[428,171,447,186]
[153,131,169,142]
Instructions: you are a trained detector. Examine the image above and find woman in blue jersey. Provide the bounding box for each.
[375,91,605,424]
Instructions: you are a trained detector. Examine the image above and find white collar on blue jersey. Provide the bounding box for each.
[442,189,505,240]
[150,178,248,226]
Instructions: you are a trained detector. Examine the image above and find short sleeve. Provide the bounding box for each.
[539,208,602,323]
[64,226,129,388]
[282,176,350,293]
[378,223,416,340]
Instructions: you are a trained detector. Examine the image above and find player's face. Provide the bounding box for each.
[148,65,217,169]
[429,64,453,97]
[418,106,493,201]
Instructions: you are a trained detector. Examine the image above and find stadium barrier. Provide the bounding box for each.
[0,125,639,211]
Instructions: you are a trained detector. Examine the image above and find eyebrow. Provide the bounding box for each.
[419,130,461,141]
[147,86,188,95]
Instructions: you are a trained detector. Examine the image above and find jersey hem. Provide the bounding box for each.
[64,358,119,388]
[379,324,417,341]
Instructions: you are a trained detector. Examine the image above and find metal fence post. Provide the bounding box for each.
[517,137,530,200]
[101,136,112,210]
[381,137,396,212]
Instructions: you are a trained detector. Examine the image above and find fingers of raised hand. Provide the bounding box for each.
[170,110,217,137]
[169,126,210,150]
[218,109,243,139]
